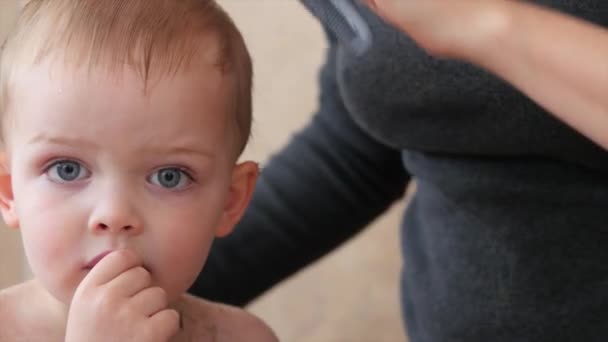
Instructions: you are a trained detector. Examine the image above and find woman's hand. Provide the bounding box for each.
[365,0,509,58]
[365,0,608,150]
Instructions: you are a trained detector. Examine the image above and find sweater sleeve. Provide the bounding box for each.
[189,35,411,306]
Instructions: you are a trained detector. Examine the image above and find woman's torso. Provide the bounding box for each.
[303,1,608,340]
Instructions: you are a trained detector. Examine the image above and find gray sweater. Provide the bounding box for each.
[192,1,608,341]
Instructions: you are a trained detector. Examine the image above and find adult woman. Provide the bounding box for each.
[192,1,608,341]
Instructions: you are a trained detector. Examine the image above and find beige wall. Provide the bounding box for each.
[0,0,25,290]
[0,1,406,340]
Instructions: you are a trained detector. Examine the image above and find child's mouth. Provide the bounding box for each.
[84,250,113,270]
[83,250,151,272]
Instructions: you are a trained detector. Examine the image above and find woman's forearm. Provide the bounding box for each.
[463,1,608,149]
[368,0,608,149]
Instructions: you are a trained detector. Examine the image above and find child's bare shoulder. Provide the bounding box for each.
[0,280,63,341]
[0,281,35,339]
[180,294,278,342]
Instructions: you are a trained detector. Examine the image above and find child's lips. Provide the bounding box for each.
[83,250,151,272]
[84,250,113,270]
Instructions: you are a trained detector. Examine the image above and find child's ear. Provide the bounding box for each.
[0,152,18,228]
[215,161,258,237]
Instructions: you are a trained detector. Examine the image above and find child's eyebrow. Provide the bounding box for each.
[27,133,98,149]
[26,134,216,161]
[140,145,216,161]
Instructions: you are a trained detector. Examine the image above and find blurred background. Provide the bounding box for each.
[0,1,408,340]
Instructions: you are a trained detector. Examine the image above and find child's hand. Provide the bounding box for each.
[365,0,509,58]
[65,250,180,342]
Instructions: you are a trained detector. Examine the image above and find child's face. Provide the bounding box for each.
[0,60,256,305]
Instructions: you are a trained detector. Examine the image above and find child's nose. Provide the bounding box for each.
[87,191,143,236]
[92,221,138,234]
[89,208,143,236]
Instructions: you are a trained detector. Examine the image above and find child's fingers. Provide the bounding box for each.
[106,266,152,298]
[145,309,181,342]
[129,286,169,317]
[80,250,142,289]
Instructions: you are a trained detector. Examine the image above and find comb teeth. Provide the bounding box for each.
[300,0,372,55]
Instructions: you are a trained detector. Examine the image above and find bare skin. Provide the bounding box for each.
[0,281,277,342]
[0,251,277,342]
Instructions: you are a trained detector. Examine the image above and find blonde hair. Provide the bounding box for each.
[0,0,252,154]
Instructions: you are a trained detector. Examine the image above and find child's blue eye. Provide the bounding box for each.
[47,160,89,182]
[149,168,191,189]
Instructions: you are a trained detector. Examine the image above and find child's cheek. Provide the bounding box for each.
[18,188,85,301]
[20,204,76,265]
